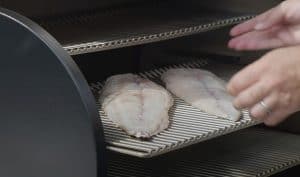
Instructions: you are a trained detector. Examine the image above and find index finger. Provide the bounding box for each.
[230,7,278,36]
[230,18,257,37]
[227,59,265,96]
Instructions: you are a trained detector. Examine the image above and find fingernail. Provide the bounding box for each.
[226,84,233,94]
[230,29,237,36]
[228,40,234,48]
[233,99,241,110]
[230,25,242,36]
[254,23,266,30]
[233,104,242,111]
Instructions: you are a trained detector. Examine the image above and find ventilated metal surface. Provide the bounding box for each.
[91,59,259,158]
[107,127,300,177]
[39,4,252,55]
[63,15,251,55]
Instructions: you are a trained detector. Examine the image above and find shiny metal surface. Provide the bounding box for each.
[39,4,252,55]
[91,59,259,158]
[63,16,251,55]
[107,127,300,177]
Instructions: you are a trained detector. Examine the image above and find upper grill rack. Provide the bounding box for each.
[90,58,259,158]
[63,16,251,55]
[39,4,252,55]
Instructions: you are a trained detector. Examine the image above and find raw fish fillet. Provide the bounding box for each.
[100,73,173,138]
[161,68,241,121]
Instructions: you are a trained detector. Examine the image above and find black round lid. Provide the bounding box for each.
[0,8,106,177]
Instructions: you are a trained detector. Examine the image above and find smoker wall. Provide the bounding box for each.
[0,0,281,19]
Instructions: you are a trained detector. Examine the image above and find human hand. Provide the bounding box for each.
[227,46,300,126]
[228,0,300,50]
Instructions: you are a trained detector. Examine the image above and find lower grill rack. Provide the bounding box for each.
[107,127,300,177]
[90,59,259,158]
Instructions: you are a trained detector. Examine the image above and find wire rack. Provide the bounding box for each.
[107,127,300,177]
[90,58,259,158]
[40,3,253,55]
[64,15,252,55]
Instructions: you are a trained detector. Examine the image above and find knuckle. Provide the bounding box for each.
[271,91,280,103]
[247,90,257,100]
[269,77,282,87]
[247,93,260,106]
[281,92,292,107]
[256,84,268,98]
[248,86,265,101]
[250,109,263,121]
[238,92,253,108]
[280,1,294,20]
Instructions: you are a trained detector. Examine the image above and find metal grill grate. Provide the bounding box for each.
[91,59,259,158]
[107,127,300,177]
[63,15,252,55]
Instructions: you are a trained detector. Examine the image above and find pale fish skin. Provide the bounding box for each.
[100,73,174,138]
[161,68,241,121]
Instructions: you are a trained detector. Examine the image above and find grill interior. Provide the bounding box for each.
[91,57,259,157]
[107,127,300,177]
[1,0,299,176]
[35,2,252,55]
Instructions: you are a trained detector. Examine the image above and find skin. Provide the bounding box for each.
[227,0,300,126]
[228,0,300,50]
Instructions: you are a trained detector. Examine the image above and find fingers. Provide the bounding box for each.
[248,92,289,126]
[227,60,265,96]
[264,109,290,126]
[230,5,284,37]
[230,17,259,37]
[250,92,277,121]
[253,103,289,127]
[228,27,286,50]
[252,102,288,126]
[254,5,285,31]
[233,82,273,109]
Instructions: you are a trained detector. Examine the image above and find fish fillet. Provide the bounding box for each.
[100,73,173,138]
[161,68,241,121]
